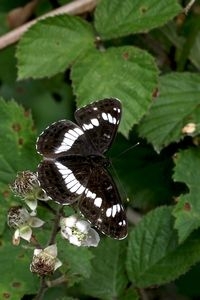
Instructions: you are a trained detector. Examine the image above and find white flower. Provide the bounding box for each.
[60,215,100,247]
[10,171,50,211]
[7,206,44,245]
[30,244,62,276]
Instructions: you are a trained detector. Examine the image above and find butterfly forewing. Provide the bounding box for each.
[78,167,127,239]
[75,98,121,154]
[36,120,93,158]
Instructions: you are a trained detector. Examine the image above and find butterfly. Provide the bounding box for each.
[36,98,127,239]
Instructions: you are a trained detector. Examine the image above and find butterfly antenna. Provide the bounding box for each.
[112,142,140,160]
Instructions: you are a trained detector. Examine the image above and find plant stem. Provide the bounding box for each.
[34,277,47,300]
[48,206,63,246]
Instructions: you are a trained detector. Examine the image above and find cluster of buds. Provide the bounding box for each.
[8,170,100,277]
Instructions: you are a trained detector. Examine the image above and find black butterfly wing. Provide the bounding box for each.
[75,98,121,154]
[78,166,127,239]
[37,157,89,204]
[36,120,94,158]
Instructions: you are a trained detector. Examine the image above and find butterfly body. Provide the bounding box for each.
[37,98,127,239]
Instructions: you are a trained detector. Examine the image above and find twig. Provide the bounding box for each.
[183,0,196,14]
[0,0,98,50]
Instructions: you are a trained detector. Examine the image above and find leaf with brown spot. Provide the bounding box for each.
[173,148,200,243]
[0,98,38,234]
[0,230,39,299]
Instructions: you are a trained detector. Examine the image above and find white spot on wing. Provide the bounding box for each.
[106,185,112,190]
[102,112,108,121]
[103,133,111,139]
[54,127,84,153]
[83,123,93,130]
[86,190,96,199]
[55,162,86,195]
[70,182,81,192]
[106,207,112,217]
[112,117,117,124]
[107,113,113,124]
[76,185,85,195]
[74,128,83,135]
[91,118,99,127]
[94,197,102,208]
[68,129,78,138]
[67,179,78,189]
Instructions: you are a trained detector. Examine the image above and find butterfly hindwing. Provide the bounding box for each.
[78,167,127,239]
[75,98,121,154]
[37,158,90,204]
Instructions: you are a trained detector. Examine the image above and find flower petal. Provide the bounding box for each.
[20,226,32,241]
[76,220,90,233]
[54,258,62,271]
[69,235,81,247]
[25,199,38,211]
[29,217,45,228]
[44,244,58,257]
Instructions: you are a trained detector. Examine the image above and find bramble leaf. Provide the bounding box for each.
[80,238,128,299]
[95,0,181,39]
[16,15,95,79]
[172,148,200,243]
[127,206,200,287]
[71,46,158,137]
[0,230,38,299]
[138,73,200,152]
[0,99,38,233]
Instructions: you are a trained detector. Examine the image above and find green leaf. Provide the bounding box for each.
[0,230,39,300]
[127,206,200,287]
[190,31,200,70]
[16,15,95,79]
[138,73,200,152]
[172,148,200,243]
[71,46,158,136]
[80,238,128,299]
[95,0,181,39]
[0,99,38,233]
[57,236,93,286]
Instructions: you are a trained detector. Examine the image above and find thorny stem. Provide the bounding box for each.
[0,0,98,50]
